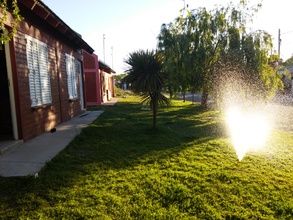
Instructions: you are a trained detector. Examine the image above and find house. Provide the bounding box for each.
[83,50,116,105]
[99,60,116,103]
[0,0,94,143]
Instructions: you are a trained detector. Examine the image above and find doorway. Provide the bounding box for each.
[0,45,13,140]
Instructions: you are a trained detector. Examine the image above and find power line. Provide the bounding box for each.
[103,34,105,63]
[278,29,281,57]
[281,30,293,35]
[111,46,114,69]
[282,42,293,45]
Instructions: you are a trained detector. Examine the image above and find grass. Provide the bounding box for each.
[1,95,293,219]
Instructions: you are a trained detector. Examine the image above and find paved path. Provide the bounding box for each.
[269,95,293,133]
[0,97,120,177]
[0,111,103,177]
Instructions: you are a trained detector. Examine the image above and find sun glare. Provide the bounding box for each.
[226,107,271,161]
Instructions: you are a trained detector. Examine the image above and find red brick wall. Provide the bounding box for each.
[85,72,98,102]
[83,52,96,69]
[83,50,102,105]
[12,28,83,141]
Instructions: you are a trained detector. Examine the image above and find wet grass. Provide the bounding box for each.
[0,95,293,219]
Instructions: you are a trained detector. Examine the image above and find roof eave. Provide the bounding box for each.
[19,0,94,54]
[99,60,116,74]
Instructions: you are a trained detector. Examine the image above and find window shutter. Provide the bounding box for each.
[71,58,77,98]
[26,35,51,107]
[66,54,78,99]
[66,54,73,99]
[27,39,36,107]
[26,39,42,107]
[38,42,51,104]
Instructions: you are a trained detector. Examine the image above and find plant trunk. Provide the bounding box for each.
[152,100,157,130]
[201,89,208,107]
[182,91,186,102]
[169,86,173,99]
[191,92,195,104]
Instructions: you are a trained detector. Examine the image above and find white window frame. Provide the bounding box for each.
[26,35,51,107]
[65,53,78,100]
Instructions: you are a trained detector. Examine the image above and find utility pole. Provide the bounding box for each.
[278,29,281,58]
[111,46,113,69]
[103,34,105,63]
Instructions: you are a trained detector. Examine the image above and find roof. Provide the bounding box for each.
[99,60,116,74]
[18,0,94,54]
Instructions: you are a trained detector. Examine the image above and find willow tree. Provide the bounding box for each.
[158,20,191,101]
[124,50,170,130]
[188,6,230,106]
[158,1,281,107]
[211,22,282,106]
[0,0,22,49]
[158,5,232,106]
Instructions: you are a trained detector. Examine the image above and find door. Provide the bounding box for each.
[0,45,13,139]
[0,43,19,140]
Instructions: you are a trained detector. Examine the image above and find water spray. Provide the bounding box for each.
[226,105,271,161]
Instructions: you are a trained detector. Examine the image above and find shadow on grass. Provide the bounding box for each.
[0,99,227,215]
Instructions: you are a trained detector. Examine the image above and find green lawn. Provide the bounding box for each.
[1,95,293,219]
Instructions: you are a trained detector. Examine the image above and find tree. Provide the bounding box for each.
[0,0,22,49]
[113,73,127,89]
[158,22,190,101]
[159,6,229,106]
[158,1,281,107]
[282,55,293,66]
[158,4,195,101]
[124,50,170,129]
[212,28,282,107]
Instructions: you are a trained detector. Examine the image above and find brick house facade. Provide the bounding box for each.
[83,51,116,105]
[83,50,102,105]
[99,61,116,103]
[0,0,94,142]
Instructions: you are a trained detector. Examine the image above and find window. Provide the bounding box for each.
[26,35,51,107]
[65,54,78,99]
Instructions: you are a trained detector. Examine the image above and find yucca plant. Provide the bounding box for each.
[124,50,170,129]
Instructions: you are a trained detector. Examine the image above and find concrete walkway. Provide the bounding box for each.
[0,98,120,177]
[0,111,103,177]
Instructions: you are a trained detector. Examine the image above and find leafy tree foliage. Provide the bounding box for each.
[158,1,282,107]
[282,55,293,66]
[124,50,170,129]
[0,0,22,49]
[113,73,127,89]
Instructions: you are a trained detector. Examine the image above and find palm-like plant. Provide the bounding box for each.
[124,50,170,129]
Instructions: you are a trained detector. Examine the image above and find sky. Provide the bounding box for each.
[42,0,293,74]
